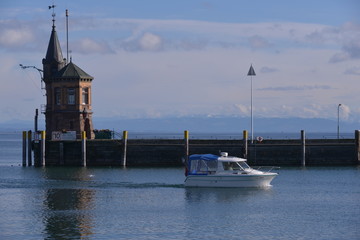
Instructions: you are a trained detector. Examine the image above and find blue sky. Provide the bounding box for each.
[0,0,360,129]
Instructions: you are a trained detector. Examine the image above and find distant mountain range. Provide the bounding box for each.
[1,116,357,133]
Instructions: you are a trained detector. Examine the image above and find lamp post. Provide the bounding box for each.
[337,104,342,140]
[19,64,44,90]
[247,65,256,143]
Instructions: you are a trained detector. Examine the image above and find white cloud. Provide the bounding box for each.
[234,104,250,116]
[0,27,35,48]
[72,38,114,54]
[139,32,162,51]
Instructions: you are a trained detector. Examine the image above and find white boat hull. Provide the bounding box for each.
[184,173,277,188]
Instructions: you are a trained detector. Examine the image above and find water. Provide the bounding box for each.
[0,133,359,240]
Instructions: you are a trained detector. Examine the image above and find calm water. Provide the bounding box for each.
[0,133,359,240]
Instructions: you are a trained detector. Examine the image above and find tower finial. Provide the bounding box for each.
[48,4,56,29]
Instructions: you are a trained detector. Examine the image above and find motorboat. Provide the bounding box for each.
[184,152,278,188]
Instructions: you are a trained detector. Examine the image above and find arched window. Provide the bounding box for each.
[82,88,89,105]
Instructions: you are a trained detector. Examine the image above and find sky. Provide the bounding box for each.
[0,0,360,127]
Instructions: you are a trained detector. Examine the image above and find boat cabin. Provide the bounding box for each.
[187,153,250,175]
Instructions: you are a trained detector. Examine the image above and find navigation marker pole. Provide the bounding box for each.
[247,64,256,144]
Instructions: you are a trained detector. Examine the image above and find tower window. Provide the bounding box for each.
[55,88,61,105]
[68,88,75,105]
[82,88,89,105]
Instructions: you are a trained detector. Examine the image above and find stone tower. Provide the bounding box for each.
[42,18,95,140]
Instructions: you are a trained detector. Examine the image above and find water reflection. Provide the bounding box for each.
[185,187,274,203]
[41,168,95,240]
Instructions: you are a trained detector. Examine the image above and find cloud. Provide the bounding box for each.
[83,18,341,52]
[118,31,209,52]
[344,67,360,75]
[234,104,249,115]
[342,39,360,59]
[258,85,333,91]
[330,39,360,63]
[139,32,163,51]
[119,32,164,52]
[328,22,360,62]
[0,22,35,48]
[260,66,278,73]
[72,38,114,54]
[329,52,350,63]
[248,35,272,49]
[1,11,359,122]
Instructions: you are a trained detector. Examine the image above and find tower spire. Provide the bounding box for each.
[42,3,64,80]
[49,4,56,29]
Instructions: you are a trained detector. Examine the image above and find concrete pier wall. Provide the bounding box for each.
[33,138,359,167]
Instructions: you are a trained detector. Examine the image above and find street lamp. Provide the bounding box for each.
[337,104,342,140]
[19,64,45,90]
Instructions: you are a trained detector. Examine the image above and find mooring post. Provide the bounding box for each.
[40,131,46,166]
[22,131,27,166]
[34,109,38,132]
[59,142,64,165]
[355,130,360,164]
[243,130,248,159]
[81,131,87,167]
[121,130,128,166]
[301,130,306,166]
[184,130,189,161]
[27,130,32,166]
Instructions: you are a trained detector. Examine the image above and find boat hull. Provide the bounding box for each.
[184,173,277,188]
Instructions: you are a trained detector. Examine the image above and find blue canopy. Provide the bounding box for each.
[189,154,219,161]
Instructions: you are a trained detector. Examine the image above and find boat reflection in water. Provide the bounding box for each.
[184,152,278,188]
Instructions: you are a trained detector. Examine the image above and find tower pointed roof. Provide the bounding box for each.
[53,61,93,81]
[44,25,64,64]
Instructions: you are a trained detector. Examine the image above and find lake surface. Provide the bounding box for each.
[0,133,359,240]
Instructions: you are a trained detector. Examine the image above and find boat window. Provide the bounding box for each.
[223,162,250,171]
[238,162,251,170]
[223,162,234,170]
[189,160,217,174]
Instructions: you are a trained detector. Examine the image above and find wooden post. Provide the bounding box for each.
[81,131,86,167]
[243,130,248,159]
[355,130,360,164]
[34,109,38,132]
[59,142,64,165]
[301,130,306,166]
[22,131,27,166]
[184,130,189,161]
[27,130,32,166]
[121,130,128,166]
[40,131,46,166]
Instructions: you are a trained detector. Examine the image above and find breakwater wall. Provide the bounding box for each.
[29,130,360,167]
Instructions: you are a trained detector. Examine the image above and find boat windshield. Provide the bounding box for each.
[222,161,251,171]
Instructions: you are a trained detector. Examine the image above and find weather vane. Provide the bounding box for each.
[49,4,56,27]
